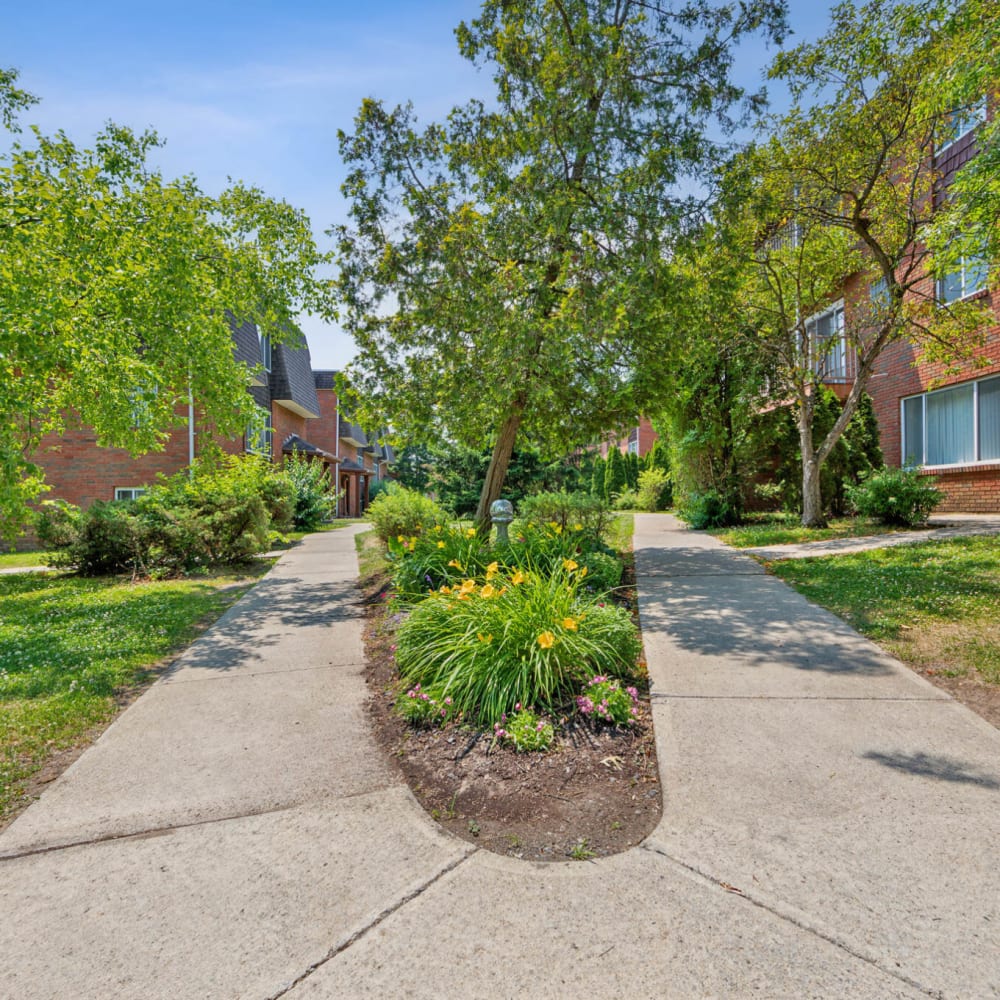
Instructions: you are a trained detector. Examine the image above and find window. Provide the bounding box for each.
[869,276,890,309]
[245,405,272,457]
[936,101,986,155]
[259,333,272,373]
[627,439,639,455]
[804,300,848,381]
[114,487,146,502]
[902,374,1000,467]
[937,253,988,304]
[129,384,158,429]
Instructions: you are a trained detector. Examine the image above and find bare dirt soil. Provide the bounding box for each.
[360,565,662,863]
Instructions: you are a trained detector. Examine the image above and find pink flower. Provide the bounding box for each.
[495,728,506,738]
[444,697,453,705]
[536,721,545,732]
[626,686,638,700]
[515,703,521,711]
[407,689,416,698]
[576,696,594,714]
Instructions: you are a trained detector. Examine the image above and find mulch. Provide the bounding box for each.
[361,562,663,862]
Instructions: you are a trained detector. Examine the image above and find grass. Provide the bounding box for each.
[0,551,49,570]
[770,536,1000,684]
[0,564,268,821]
[604,512,634,553]
[712,514,900,549]
[355,529,388,585]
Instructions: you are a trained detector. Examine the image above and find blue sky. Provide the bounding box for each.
[6,1,832,369]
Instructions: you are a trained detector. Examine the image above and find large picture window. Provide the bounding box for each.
[902,374,1000,467]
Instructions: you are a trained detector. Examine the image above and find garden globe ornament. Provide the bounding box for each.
[490,498,514,544]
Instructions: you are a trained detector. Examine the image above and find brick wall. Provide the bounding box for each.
[306,388,340,456]
[866,280,1000,512]
[35,410,202,509]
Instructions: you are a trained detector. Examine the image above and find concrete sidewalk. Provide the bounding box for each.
[744,511,1000,561]
[1,517,998,998]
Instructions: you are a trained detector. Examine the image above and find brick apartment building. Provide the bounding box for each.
[828,106,999,513]
[600,416,659,459]
[33,320,395,519]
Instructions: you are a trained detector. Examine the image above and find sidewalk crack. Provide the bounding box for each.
[0,787,397,862]
[640,842,944,999]
[265,850,477,999]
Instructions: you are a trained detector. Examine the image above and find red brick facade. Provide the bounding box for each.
[864,283,1000,513]
[600,416,659,458]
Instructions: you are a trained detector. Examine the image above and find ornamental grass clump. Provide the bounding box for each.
[395,562,640,727]
[576,676,640,726]
[386,524,489,603]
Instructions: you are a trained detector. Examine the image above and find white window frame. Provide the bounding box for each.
[245,405,272,458]
[901,373,1000,469]
[936,101,987,155]
[114,487,147,502]
[259,333,272,373]
[936,252,988,304]
[804,299,848,381]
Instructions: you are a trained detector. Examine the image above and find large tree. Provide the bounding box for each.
[727,0,998,526]
[0,71,327,538]
[334,0,787,527]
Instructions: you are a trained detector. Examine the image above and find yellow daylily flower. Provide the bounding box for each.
[448,559,464,570]
[480,584,497,599]
[573,523,583,532]
[397,534,405,543]
[485,561,499,579]
[465,527,476,538]
[561,617,578,631]
[437,541,446,549]
[562,558,579,572]
[459,578,477,594]
[511,570,527,585]
[578,566,588,578]
[439,585,452,595]
[434,525,442,533]
[537,631,555,649]
[477,632,493,645]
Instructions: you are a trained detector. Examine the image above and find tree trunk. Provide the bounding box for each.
[801,458,826,528]
[799,394,828,528]
[474,401,525,533]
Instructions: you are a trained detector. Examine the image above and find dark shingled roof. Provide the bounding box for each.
[338,416,369,448]
[337,458,368,473]
[313,369,339,391]
[229,312,263,369]
[271,330,320,419]
[281,434,337,461]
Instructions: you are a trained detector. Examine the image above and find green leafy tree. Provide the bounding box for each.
[603,447,627,502]
[625,451,640,491]
[728,0,998,526]
[0,70,327,539]
[638,227,767,519]
[589,454,606,498]
[334,0,787,529]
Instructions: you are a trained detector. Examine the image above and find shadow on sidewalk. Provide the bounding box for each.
[637,549,896,678]
[165,575,361,675]
[862,750,1000,789]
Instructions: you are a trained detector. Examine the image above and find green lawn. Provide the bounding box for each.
[712,515,901,549]
[0,567,266,821]
[770,536,1000,684]
[0,551,49,570]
